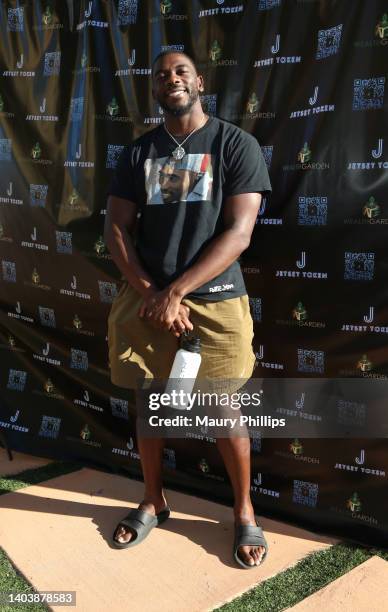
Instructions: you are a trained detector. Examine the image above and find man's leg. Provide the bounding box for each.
[113,429,168,543]
[216,436,266,566]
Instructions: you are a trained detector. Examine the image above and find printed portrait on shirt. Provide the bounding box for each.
[144,154,213,205]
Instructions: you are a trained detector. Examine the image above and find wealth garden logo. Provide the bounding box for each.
[0,94,15,118]
[77,1,108,30]
[249,297,262,322]
[83,235,111,260]
[275,438,319,464]
[24,267,51,292]
[290,85,335,119]
[330,492,378,525]
[39,416,61,439]
[339,354,387,380]
[7,8,24,31]
[7,369,27,392]
[283,142,329,171]
[43,52,61,76]
[0,139,12,161]
[73,52,100,74]
[29,142,52,166]
[3,54,35,77]
[341,305,388,336]
[276,302,325,329]
[2,260,16,283]
[30,184,48,207]
[199,3,244,18]
[231,93,275,120]
[297,349,325,374]
[118,0,138,25]
[352,77,385,111]
[58,189,89,213]
[106,145,125,169]
[65,314,94,338]
[110,397,129,420]
[335,449,385,478]
[66,423,101,448]
[56,231,73,254]
[33,6,63,30]
[344,252,375,281]
[354,14,388,48]
[293,480,318,508]
[298,196,328,225]
[0,181,22,206]
[64,144,94,168]
[344,195,387,225]
[95,97,132,123]
[347,138,387,171]
[275,250,328,279]
[316,24,343,60]
[150,1,188,22]
[254,33,301,68]
[26,97,58,122]
[207,41,237,66]
[98,281,118,303]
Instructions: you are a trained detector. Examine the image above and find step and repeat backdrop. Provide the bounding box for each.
[0,0,387,545]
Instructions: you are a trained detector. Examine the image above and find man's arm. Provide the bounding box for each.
[140,192,262,327]
[104,195,193,335]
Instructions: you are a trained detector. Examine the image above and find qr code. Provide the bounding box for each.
[316,24,343,60]
[337,399,366,426]
[44,52,61,76]
[249,298,262,322]
[7,369,27,392]
[56,231,72,254]
[118,0,138,25]
[39,416,61,439]
[258,0,281,10]
[70,97,85,122]
[344,252,375,281]
[8,8,24,31]
[30,184,48,207]
[106,145,124,169]
[39,306,56,328]
[2,260,16,282]
[70,349,89,370]
[293,479,319,507]
[200,95,217,115]
[298,196,328,226]
[0,139,12,161]
[261,146,273,169]
[110,397,129,419]
[98,281,118,303]
[297,349,325,374]
[353,78,385,110]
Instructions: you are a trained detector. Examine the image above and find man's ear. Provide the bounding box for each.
[197,75,205,92]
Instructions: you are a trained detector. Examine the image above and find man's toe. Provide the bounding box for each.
[238,545,255,566]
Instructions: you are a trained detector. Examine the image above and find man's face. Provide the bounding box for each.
[159,164,198,203]
[152,53,204,116]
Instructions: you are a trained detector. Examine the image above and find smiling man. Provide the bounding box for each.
[104,51,272,569]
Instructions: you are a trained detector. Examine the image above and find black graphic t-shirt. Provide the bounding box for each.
[107,116,271,300]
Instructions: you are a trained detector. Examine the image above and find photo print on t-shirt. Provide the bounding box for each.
[144,154,213,205]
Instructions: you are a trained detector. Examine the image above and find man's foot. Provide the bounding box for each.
[113,496,169,544]
[234,504,266,567]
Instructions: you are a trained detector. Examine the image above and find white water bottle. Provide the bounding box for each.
[164,333,202,410]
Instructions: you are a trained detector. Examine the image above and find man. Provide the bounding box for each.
[104,51,271,568]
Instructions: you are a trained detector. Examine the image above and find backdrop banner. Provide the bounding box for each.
[0,0,387,546]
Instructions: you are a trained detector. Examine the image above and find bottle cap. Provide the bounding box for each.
[180,332,201,353]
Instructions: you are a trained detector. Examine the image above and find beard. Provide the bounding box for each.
[158,87,199,116]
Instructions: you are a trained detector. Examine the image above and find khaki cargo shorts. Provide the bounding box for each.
[107,282,256,391]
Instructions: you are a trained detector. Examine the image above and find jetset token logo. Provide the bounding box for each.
[254,33,301,67]
[290,85,335,119]
[347,138,387,170]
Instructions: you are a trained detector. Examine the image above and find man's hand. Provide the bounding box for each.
[171,304,194,337]
[138,288,192,334]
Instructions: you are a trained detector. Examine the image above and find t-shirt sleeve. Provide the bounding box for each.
[223,130,272,197]
[106,145,137,202]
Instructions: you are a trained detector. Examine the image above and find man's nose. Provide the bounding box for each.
[166,72,182,87]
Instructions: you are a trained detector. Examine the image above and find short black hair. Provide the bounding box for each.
[152,50,198,76]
